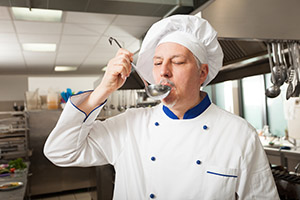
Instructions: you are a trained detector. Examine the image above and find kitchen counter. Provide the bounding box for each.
[260,136,300,172]
[0,163,29,200]
[260,136,300,154]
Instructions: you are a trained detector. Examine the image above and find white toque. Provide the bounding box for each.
[135,14,224,86]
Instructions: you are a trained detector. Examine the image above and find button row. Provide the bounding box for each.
[154,122,208,130]
[150,156,202,165]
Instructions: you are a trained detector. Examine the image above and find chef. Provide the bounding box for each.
[44,15,279,199]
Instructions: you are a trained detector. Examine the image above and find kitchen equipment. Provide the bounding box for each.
[117,90,125,112]
[292,43,300,97]
[108,37,171,101]
[272,43,285,86]
[109,93,115,110]
[0,181,23,191]
[278,42,288,84]
[286,43,296,99]
[129,90,136,108]
[281,43,289,83]
[123,90,127,110]
[47,90,59,110]
[266,43,281,98]
[271,165,300,200]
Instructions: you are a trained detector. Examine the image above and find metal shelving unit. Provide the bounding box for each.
[0,111,31,161]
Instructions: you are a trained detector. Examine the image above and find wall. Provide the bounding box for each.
[0,75,28,101]
[0,75,28,111]
[0,75,100,111]
[28,76,100,95]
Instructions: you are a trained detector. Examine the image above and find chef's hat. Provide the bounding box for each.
[135,14,223,86]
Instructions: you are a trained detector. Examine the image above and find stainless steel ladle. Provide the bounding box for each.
[266,43,281,98]
[108,37,171,100]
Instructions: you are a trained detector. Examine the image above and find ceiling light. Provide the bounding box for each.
[54,66,78,72]
[12,7,62,22]
[22,43,56,52]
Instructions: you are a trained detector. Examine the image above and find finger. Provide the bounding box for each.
[116,48,134,62]
[114,55,132,77]
[109,60,130,77]
[111,63,129,82]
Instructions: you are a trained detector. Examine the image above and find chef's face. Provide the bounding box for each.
[152,42,208,108]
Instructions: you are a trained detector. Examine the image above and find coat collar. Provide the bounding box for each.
[162,94,211,120]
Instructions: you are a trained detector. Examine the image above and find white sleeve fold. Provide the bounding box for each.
[43,91,121,167]
[236,129,279,199]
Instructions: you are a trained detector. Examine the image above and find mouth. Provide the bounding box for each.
[159,79,175,88]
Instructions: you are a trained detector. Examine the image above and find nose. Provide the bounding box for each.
[160,62,171,78]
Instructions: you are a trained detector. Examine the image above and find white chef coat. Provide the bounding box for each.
[44,91,279,200]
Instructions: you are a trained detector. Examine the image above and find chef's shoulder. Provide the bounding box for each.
[210,104,257,137]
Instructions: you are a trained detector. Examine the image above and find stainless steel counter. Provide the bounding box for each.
[28,110,96,196]
[0,163,29,200]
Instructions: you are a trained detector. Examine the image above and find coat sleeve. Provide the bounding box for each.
[236,128,279,199]
[43,91,130,167]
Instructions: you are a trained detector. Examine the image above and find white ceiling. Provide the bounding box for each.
[0,6,161,75]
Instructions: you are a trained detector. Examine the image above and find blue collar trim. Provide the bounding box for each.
[162,95,211,120]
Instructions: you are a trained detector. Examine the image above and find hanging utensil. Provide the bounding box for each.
[292,42,300,97]
[109,93,115,110]
[277,42,288,84]
[280,42,289,83]
[129,90,136,108]
[286,43,296,99]
[124,90,127,110]
[272,43,285,86]
[268,43,276,84]
[108,37,171,101]
[117,90,125,112]
[266,43,281,98]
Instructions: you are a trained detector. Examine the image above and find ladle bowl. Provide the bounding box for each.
[146,84,171,100]
[265,84,281,98]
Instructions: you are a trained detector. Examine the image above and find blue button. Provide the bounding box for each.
[196,160,201,165]
[151,156,156,161]
[203,125,208,130]
[150,193,155,199]
[155,122,159,126]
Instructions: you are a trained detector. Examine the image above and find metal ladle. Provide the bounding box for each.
[272,43,285,86]
[292,42,300,97]
[108,37,171,101]
[278,42,288,84]
[265,43,281,98]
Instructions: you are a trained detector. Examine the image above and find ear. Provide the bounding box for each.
[199,64,209,85]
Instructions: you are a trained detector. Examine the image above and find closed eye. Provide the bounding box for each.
[173,61,185,65]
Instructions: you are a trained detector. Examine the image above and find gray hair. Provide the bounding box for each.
[193,55,202,69]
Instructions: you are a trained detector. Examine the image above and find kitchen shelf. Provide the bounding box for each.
[0,111,30,161]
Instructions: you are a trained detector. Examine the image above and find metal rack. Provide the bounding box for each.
[0,111,31,161]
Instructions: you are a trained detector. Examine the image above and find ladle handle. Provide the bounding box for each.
[278,43,284,65]
[130,63,149,87]
[281,43,287,68]
[272,43,280,66]
[288,43,294,68]
[267,43,276,84]
[110,37,122,49]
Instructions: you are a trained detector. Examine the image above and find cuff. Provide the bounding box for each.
[69,90,107,123]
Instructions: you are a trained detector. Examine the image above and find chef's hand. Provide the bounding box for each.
[100,49,133,93]
[77,49,133,114]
